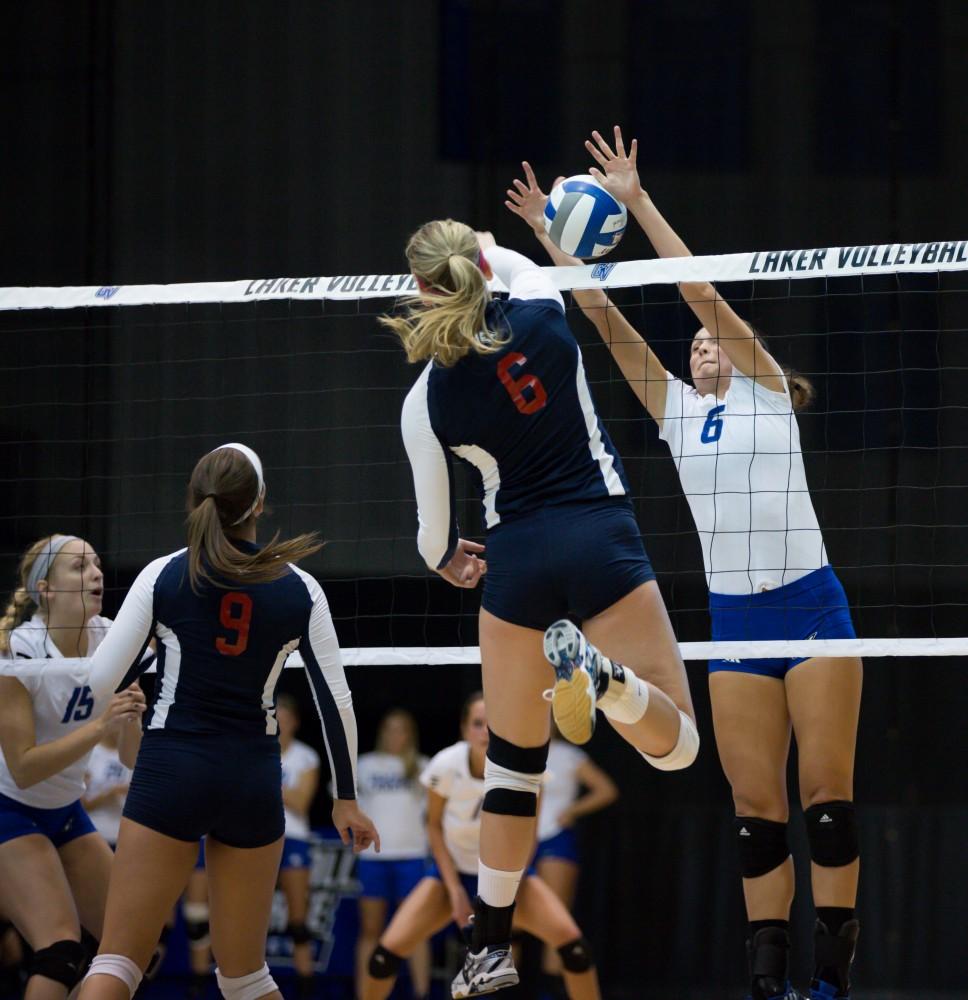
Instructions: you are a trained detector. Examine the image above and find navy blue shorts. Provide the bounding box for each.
[357,857,428,900]
[124,731,284,848]
[482,499,655,631]
[708,565,856,679]
[280,837,313,870]
[534,828,579,865]
[0,792,96,848]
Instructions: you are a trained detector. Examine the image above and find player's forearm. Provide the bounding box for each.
[11,721,103,789]
[531,232,610,315]
[427,826,462,894]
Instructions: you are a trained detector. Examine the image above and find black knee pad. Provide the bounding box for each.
[482,731,549,818]
[288,922,312,946]
[804,800,859,868]
[368,944,401,979]
[557,936,594,973]
[735,816,790,878]
[26,940,88,989]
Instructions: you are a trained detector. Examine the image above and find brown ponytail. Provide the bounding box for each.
[379,219,506,367]
[0,535,55,653]
[748,324,816,412]
[185,448,323,592]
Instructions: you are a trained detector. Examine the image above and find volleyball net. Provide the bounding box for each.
[2,238,968,676]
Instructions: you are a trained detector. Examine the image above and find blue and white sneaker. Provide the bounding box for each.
[451,946,519,997]
[542,619,602,746]
[809,982,844,1000]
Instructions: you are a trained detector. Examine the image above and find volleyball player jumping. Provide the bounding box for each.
[386,222,697,996]
[73,444,377,1000]
[507,128,862,1000]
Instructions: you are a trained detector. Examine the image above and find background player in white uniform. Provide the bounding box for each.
[83,733,132,848]
[534,731,617,991]
[276,693,320,995]
[388,220,697,995]
[74,445,378,1000]
[354,709,430,1000]
[361,694,600,1000]
[508,129,863,1000]
[0,535,144,1000]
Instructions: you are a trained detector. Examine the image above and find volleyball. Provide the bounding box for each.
[543,174,627,259]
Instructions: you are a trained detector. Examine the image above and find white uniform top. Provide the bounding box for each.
[356,751,429,860]
[281,738,321,840]
[659,373,828,595]
[84,743,132,844]
[537,740,587,843]
[420,741,484,876]
[0,614,113,808]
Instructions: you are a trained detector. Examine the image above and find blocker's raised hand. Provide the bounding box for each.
[505,161,563,237]
[584,126,645,205]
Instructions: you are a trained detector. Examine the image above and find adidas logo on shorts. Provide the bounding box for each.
[819,814,834,824]
[739,827,751,837]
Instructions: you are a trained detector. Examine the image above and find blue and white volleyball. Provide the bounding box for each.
[543,174,627,259]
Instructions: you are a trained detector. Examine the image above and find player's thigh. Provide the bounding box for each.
[513,876,580,948]
[535,857,579,910]
[205,835,284,977]
[479,608,553,749]
[100,818,200,967]
[358,897,389,939]
[785,656,863,807]
[709,671,792,819]
[379,879,451,957]
[57,833,114,939]
[582,581,694,718]
[277,866,310,923]
[0,834,79,946]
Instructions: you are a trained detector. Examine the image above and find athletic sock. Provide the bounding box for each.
[596,660,650,724]
[816,906,854,937]
[469,896,516,952]
[749,918,789,938]
[477,861,523,908]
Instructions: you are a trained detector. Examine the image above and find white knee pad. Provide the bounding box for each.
[639,711,699,771]
[483,757,545,796]
[85,954,143,999]
[216,963,279,1000]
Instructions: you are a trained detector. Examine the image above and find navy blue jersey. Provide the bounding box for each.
[401,246,631,569]
[88,543,357,799]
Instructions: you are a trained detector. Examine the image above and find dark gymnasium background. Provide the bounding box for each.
[2,2,968,998]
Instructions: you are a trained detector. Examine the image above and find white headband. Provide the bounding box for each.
[26,535,81,604]
[211,443,266,525]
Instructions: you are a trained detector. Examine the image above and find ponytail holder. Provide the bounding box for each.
[203,493,218,501]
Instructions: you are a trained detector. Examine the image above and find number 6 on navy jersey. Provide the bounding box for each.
[215,592,253,656]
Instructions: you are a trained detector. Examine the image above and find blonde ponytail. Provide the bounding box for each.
[0,536,56,653]
[379,219,506,367]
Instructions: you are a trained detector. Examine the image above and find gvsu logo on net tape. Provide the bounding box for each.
[95,286,121,299]
[591,263,616,280]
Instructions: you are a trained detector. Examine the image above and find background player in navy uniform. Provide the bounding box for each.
[0,535,145,1000]
[74,444,378,1000]
[385,222,698,996]
[507,129,862,1000]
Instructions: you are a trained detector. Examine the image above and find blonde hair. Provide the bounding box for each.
[0,535,57,653]
[379,219,505,367]
[186,448,323,592]
[375,708,421,781]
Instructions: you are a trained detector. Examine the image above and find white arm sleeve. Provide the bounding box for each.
[88,556,168,700]
[401,363,458,570]
[484,245,564,309]
[293,569,358,799]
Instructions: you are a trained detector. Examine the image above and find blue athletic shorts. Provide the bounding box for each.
[708,565,856,679]
[0,791,96,848]
[357,857,429,900]
[195,840,206,869]
[280,837,314,870]
[534,828,579,865]
[124,731,284,848]
[482,499,655,631]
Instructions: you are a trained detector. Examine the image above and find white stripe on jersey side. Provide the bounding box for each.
[262,638,300,736]
[451,444,502,528]
[575,352,625,496]
[148,622,180,730]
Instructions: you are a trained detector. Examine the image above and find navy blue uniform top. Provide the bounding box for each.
[401,245,631,569]
[88,543,358,799]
